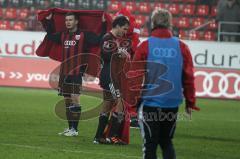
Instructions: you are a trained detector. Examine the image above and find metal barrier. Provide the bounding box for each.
[218,21,240,41]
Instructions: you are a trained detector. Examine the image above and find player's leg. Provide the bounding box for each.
[61,82,82,136]
[69,94,81,132]
[158,108,178,159]
[109,98,124,138]
[64,95,73,129]
[94,90,115,143]
[159,139,176,159]
[58,75,74,135]
[138,105,159,159]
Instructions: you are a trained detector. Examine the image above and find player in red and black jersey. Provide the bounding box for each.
[94,16,132,144]
[45,12,106,136]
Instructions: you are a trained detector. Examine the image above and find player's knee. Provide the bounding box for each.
[68,104,81,113]
[143,142,158,159]
[71,94,80,104]
[159,138,172,150]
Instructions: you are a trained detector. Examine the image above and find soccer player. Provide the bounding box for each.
[44,12,106,136]
[134,9,197,159]
[93,16,131,144]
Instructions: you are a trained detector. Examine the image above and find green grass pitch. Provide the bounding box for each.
[0,87,240,159]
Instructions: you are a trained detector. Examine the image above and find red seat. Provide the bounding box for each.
[0,8,3,18]
[65,0,76,9]
[22,0,34,6]
[35,9,42,15]
[0,20,11,30]
[18,8,29,20]
[204,31,216,41]
[189,31,201,40]
[182,4,195,15]
[125,2,137,13]
[192,18,205,28]
[183,0,196,3]
[53,0,62,7]
[9,0,21,6]
[138,2,151,14]
[179,30,186,39]
[196,5,209,16]
[208,20,218,30]
[12,21,26,31]
[211,6,217,17]
[5,8,17,19]
[177,17,190,28]
[172,0,182,2]
[152,3,166,10]
[168,4,180,15]
[108,1,122,12]
[135,15,147,27]
[172,17,178,26]
[93,0,105,10]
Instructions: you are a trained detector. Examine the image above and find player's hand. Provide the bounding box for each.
[46,13,52,20]
[185,106,192,116]
[102,13,106,22]
[185,105,200,119]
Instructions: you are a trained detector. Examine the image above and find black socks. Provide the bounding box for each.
[95,112,110,139]
[66,103,81,131]
[108,112,124,138]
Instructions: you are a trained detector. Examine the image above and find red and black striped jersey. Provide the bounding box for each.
[45,20,107,76]
[100,32,132,91]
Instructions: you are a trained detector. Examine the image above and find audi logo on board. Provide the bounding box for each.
[195,71,240,99]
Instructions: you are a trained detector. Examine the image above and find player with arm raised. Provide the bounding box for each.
[45,12,106,137]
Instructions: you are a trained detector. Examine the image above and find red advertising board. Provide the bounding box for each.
[0,57,239,100]
[0,57,59,88]
[0,57,101,90]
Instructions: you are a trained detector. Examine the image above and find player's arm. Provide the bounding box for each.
[180,41,199,114]
[101,35,116,63]
[44,14,61,44]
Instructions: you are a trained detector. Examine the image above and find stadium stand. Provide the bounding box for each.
[189,30,201,40]
[0,0,219,41]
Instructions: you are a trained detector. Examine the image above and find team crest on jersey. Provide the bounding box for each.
[75,35,81,40]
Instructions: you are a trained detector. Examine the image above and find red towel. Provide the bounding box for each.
[36,8,112,76]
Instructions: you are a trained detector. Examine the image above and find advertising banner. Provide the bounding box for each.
[0,31,239,99]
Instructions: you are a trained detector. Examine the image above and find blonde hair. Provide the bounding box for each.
[151,9,172,29]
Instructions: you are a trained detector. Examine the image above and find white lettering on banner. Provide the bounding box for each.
[25,73,59,83]
[0,30,44,58]
[185,40,240,69]
[9,72,22,79]
[195,71,240,98]
[26,73,50,83]
[0,71,5,79]
[193,50,240,68]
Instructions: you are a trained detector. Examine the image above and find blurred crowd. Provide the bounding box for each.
[0,0,240,42]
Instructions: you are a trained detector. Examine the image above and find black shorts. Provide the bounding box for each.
[138,105,179,139]
[103,90,116,101]
[58,75,82,96]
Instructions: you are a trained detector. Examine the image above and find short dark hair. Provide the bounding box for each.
[112,16,130,28]
[65,12,78,20]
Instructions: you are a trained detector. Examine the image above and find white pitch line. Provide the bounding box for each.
[0,143,141,159]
